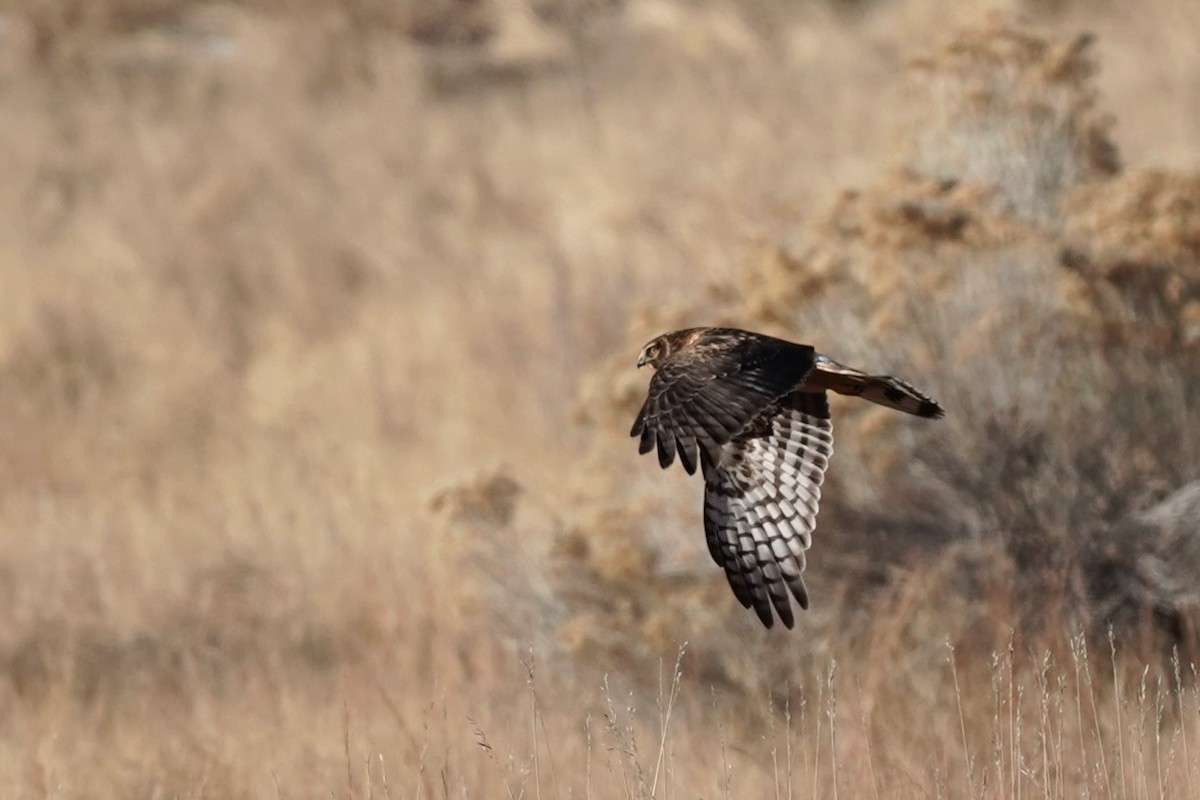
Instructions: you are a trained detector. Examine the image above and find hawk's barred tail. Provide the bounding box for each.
[809,356,945,419]
[855,374,945,419]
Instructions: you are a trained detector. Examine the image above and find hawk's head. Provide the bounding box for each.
[637,329,704,369]
[636,335,672,369]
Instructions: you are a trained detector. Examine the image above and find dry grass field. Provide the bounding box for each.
[1,0,1200,796]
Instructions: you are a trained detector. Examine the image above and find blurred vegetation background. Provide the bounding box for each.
[1,0,1198,796]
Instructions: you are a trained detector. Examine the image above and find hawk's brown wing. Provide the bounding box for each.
[703,391,833,629]
[630,330,817,475]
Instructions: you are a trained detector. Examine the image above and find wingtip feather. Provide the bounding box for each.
[755,604,775,629]
[774,601,795,630]
[656,435,676,469]
[678,440,698,475]
[792,579,810,611]
[630,415,645,437]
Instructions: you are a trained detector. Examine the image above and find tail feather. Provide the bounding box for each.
[808,355,945,419]
[856,373,945,418]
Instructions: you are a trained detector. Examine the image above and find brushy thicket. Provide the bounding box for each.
[439,16,1200,702]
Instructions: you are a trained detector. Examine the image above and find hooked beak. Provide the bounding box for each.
[636,352,648,368]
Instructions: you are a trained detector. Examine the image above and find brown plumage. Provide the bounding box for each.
[631,327,944,629]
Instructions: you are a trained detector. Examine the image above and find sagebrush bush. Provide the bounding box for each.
[436,16,1200,705]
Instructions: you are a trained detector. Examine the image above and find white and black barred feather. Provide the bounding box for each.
[702,392,833,628]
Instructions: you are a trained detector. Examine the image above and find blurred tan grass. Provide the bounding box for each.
[1,0,1200,795]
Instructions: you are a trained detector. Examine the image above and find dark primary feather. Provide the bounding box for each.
[631,329,817,475]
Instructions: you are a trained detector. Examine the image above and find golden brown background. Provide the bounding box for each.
[1,0,1199,796]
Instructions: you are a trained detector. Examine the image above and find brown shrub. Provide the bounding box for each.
[433,15,1200,703]
[1061,169,1200,347]
[904,14,1119,222]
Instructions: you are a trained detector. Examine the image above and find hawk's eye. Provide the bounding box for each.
[646,343,660,359]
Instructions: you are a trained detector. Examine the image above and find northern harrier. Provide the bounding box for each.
[631,327,944,628]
